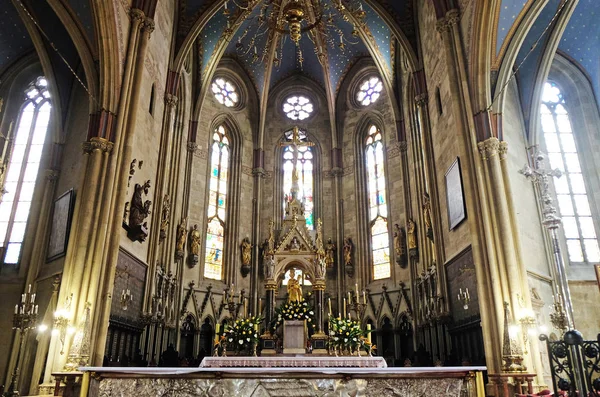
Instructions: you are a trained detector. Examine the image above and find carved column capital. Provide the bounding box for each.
[165,94,178,108]
[477,137,500,161]
[143,17,155,34]
[186,142,198,153]
[415,93,428,108]
[399,141,408,153]
[446,9,460,26]
[82,137,114,154]
[499,141,508,161]
[331,168,344,178]
[45,169,60,181]
[436,18,450,34]
[129,8,145,24]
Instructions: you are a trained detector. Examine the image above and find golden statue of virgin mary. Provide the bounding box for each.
[287,273,303,303]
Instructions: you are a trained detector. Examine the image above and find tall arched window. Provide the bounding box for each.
[203,125,230,280]
[1,77,51,266]
[365,125,391,280]
[282,128,314,229]
[540,82,600,263]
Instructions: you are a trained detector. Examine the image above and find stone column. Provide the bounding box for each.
[251,149,266,315]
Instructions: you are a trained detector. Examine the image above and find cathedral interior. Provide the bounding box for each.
[0,0,599,395]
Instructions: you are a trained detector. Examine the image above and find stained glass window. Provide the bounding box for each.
[282,268,312,286]
[282,128,314,229]
[1,77,51,266]
[211,78,239,108]
[365,125,390,279]
[541,82,600,263]
[204,125,230,279]
[357,77,383,106]
[283,95,313,120]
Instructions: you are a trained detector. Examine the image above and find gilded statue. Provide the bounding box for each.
[287,273,303,303]
[159,194,170,242]
[241,237,252,266]
[129,180,151,227]
[407,219,417,250]
[393,223,405,256]
[189,224,201,256]
[176,217,187,252]
[423,192,433,240]
[325,238,336,268]
[343,237,353,266]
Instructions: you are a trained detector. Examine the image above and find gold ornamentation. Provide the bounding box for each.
[82,137,113,154]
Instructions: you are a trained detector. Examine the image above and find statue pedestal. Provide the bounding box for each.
[283,320,306,354]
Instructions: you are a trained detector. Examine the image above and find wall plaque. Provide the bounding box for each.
[445,158,467,230]
[46,189,75,262]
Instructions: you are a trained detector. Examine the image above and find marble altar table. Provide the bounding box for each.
[79,365,487,397]
[200,356,388,368]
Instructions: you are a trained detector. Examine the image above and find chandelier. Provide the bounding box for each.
[225,0,366,68]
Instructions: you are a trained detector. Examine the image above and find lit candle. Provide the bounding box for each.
[31,293,36,303]
[348,291,351,302]
[363,291,366,304]
[28,284,31,293]
[367,324,372,344]
[328,298,332,316]
[355,283,359,298]
[21,294,25,303]
[343,298,346,318]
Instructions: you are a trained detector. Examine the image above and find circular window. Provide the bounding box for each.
[283,95,314,121]
[356,76,383,106]
[211,78,239,108]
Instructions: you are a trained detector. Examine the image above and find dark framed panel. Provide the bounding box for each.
[46,189,75,262]
[445,157,467,230]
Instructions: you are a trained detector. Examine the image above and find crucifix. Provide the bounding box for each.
[279,126,314,200]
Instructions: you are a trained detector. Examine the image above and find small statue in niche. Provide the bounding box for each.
[423,192,434,241]
[314,257,326,279]
[290,237,300,251]
[240,237,252,277]
[126,180,151,242]
[407,219,419,259]
[188,224,201,267]
[394,223,408,268]
[159,194,171,244]
[264,253,275,280]
[325,238,336,269]
[175,217,187,260]
[343,237,354,277]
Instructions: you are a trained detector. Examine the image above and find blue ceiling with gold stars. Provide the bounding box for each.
[496,0,530,55]
[508,0,600,127]
[0,1,33,77]
[200,0,393,97]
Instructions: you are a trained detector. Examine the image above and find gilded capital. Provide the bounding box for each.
[82,137,114,154]
[477,137,500,161]
[499,141,508,161]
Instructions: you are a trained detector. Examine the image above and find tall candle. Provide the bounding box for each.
[214,323,221,345]
[355,283,359,298]
[244,297,248,318]
[348,291,351,302]
[328,298,332,316]
[259,298,263,314]
[343,298,346,318]
[14,305,18,314]
[363,291,366,304]
[367,324,372,344]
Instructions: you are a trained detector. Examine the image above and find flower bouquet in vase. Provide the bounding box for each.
[327,316,374,356]
[221,315,262,356]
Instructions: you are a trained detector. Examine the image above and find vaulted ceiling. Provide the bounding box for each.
[495,0,600,120]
